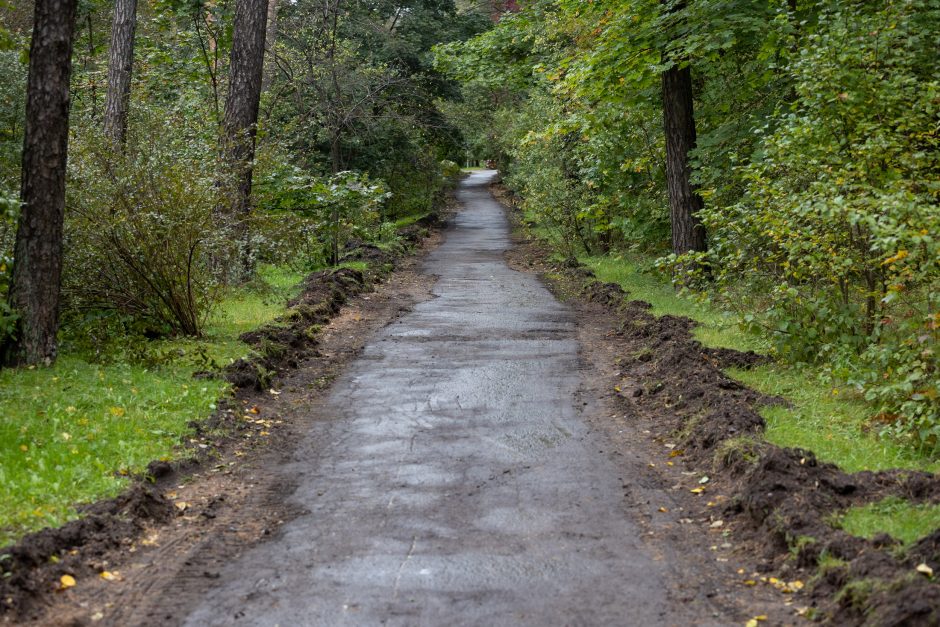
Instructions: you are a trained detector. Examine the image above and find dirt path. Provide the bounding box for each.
[134,171,747,625]
[170,171,711,625]
[40,171,798,626]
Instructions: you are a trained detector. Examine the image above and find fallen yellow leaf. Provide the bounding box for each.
[140,533,159,547]
[59,574,76,590]
[916,563,934,577]
[99,571,119,582]
[658,507,668,513]
[174,501,189,511]
[109,406,125,417]
[690,487,705,494]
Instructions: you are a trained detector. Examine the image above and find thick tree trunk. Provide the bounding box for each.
[103,0,137,147]
[222,0,268,276]
[662,59,706,255]
[3,0,78,367]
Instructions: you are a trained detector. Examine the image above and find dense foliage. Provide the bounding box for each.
[436,0,939,447]
[0,0,486,343]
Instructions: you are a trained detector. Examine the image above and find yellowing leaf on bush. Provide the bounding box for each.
[59,574,76,590]
[109,406,126,417]
[882,249,909,266]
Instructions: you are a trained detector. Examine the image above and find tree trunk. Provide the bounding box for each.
[662,59,706,255]
[222,0,268,277]
[3,0,79,367]
[261,0,278,91]
[661,0,706,257]
[103,0,137,147]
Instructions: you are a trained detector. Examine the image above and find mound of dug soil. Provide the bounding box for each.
[225,266,368,392]
[0,484,172,617]
[575,268,940,625]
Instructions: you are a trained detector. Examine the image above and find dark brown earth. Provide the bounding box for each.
[1,173,937,625]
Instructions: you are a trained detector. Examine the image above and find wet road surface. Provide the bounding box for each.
[183,171,703,625]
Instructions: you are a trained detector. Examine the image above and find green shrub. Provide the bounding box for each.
[686,1,939,446]
[252,145,391,266]
[63,112,230,338]
[0,191,18,341]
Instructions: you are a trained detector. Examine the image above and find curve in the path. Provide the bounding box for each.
[183,171,699,626]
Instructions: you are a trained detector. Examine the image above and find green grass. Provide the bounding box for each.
[731,365,940,474]
[392,211,431,229]
[578,253,940,476]
[337,260,370,273]
[0,264,305,547]
[581,255,768,353]
[836,497,940,546]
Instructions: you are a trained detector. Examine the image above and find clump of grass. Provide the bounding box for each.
[835,497,940,546]
[392,212,431,229]
[0,264,305,547]
[337,260,369,273]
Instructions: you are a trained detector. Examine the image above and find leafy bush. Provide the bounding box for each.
[253,146,391,266]
[0,191,18,341]
[687,1,939,446]
[0,47,26,189]
[63,112,231,338]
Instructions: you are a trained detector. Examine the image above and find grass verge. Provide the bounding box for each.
[578,253,940,542]
[0,264,305,547]
[835,497,940,546]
